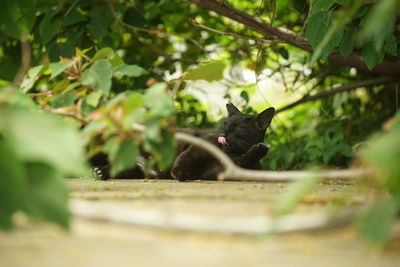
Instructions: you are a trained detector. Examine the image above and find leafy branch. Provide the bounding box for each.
[186,0,400,78]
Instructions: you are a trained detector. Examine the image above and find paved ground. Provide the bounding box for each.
[1,178,399,267]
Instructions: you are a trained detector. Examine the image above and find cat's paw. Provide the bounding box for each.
[93,166,110,180]
[248,143,269,158]
[171,166,192,182]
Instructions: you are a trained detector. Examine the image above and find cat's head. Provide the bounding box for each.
[218,103,275,154]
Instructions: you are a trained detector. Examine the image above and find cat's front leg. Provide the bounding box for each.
[170,146,198,181]
[235,143,269,168]
[170,145,213,181]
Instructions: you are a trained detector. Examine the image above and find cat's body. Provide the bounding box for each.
[90,103,275,181]
[170,104,275,180]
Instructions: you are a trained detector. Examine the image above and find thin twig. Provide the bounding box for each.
[64,0,80,17]
[276,77,400,113]
[190,19,284,44]
[46,107,89,125]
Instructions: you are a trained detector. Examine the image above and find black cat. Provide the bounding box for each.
[90,103,275,181]
[170,103,275,181]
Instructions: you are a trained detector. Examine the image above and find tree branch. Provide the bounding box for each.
[190,19,285,44]
[70,198,359,234]
[12,39,31,89]
[276,77,400,113]
[186,0,400,78]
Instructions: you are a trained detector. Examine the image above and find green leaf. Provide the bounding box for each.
[339,27,355,57]
[110,140,138,177]
[28,65,45,80]
[81,59,112,96]
[22,162,70,228]
[39,7,62,44]
[93,47,115,61]
[22,65,45,93]
[123,93,144,114]
[51,90,78,108]
[0,142,26,230]
[362,42,385,69]
[47,42,74,62]
[363,125,400,194]
[49,61,74,79]
[306,11,345,61]
[89,13,108,40]
[385,35,398,56]
[86,90,103,107]
[63,8,87,26]
[361,0,397,51]
[183,61,226,82]
[0,0,36,40]
[143,83,175,117]
[275,174,320,215]
[144,119,162,143]
[113,64,148,77]
[1,107,87,176]
[157,130,176,170]
[311,0,336,15]
[357,198,398,245]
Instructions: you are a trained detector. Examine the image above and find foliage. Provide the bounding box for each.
[0,87,87,229]
[356,113,400,244]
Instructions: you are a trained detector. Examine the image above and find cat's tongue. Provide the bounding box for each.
[218,136,228,145]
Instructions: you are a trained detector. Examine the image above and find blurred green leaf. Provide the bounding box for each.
[157,130,176,170]
[123,93,144,114]
[183,61,226,82]
[49,61,74,79]
[110,140,138,177]
[143,83,175,117]
[361,0,397,51]
[363,122,400,195]
[339,27,355,57]
[93,47,115,61]
[275,174,320,215]
[1,107,87,176]
[385,35,398,56]
[0,0,36,40]
[63,9,87,26]
[357,198,398,245]
[310,0,336,15]
[51,90,78,108]
[89,12,108,40]
[81,59,112,96]
[22,65,45,93]
[86,90,103,107]
[306,11,345,62]
[113,64,148,77]
[362,42,385,69]
[22,162,69,228]
[39,7,62,44]
[0,142,25,230]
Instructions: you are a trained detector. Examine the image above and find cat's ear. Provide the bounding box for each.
[253,107,275,131]
[226,103,241,116]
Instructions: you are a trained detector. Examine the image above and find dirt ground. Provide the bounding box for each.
[1,178,399,267]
